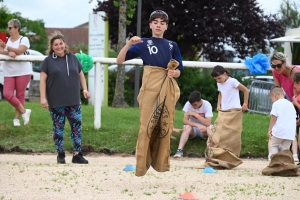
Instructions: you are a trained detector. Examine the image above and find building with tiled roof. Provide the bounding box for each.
[46,22,89,53]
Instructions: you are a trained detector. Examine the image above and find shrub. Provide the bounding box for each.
[177,68,218,109]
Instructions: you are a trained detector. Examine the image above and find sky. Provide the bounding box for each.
[3,0,98,28]
[2,0,283,28]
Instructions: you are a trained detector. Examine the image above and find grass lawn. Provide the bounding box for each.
[0,101,270,157]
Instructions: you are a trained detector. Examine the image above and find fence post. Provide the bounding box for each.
[94,61,101,129]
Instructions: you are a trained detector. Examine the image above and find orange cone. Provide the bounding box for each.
[178,192,200,200]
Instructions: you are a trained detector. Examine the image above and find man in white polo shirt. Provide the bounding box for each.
[174,91,213,158]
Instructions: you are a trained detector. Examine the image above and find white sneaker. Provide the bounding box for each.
[22,109,31,125]
[293,154,299,162]
[173,149,183,158]
[13,119,20,127]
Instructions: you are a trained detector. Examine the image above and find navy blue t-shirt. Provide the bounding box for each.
[125,37,183,70]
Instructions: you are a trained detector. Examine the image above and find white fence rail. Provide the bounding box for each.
[0,54,266,129]
[0,55,249,69]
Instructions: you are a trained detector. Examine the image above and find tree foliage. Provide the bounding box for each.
[0,5,47,54]
[279,0,300,29]
[90,0,138,107]
[113,0,137,21]
[93,0,286,61]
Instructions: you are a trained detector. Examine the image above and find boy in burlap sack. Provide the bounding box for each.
[199,65,249,169]
[262,150,300,176]
[271,52,300,162]
[116,10,183,176]
[262,86,299,176]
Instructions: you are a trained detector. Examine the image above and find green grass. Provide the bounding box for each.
[0,101,270,157]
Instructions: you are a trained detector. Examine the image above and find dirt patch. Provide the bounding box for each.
[0,145,264,159]
[0,153,299,200]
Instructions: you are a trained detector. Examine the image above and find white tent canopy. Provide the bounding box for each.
[270,36,300,42]
[269,28,300,64]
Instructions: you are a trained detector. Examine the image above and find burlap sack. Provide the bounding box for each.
[262,150,300,176]
[199,109,243,169]
[135,63,180,177]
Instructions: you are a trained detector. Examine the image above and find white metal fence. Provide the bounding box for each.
[0,54,270,129]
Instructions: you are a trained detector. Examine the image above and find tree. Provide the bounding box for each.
[93,0,286,61]
[0,5,47,54]
[279,0,300,29]
[93,0,137,107]
[112,0,129,107]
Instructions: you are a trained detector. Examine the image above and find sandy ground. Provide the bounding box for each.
[0,153,299,200]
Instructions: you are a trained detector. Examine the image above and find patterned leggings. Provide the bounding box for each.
[50,105,82,153]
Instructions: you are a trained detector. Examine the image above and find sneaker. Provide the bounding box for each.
[173,149,183,158]
[293,154,299,162]
[72,152,88,164]
[57,152,66,164]
[22,109,31,125]
[13,119,20,127]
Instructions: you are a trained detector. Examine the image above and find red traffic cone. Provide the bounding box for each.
[178,192,200,200]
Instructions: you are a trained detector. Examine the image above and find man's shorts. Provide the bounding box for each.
[183,125,208,140]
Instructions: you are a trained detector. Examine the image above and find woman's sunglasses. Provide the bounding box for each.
[271,62,284,69]
[7,27,15,31]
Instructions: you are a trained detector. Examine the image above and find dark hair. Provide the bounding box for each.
[149,10,169,24]
[211,65,232,77]
[188,91,202,104]
[293,72,300,83]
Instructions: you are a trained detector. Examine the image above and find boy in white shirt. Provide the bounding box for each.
[268,86,296,160]
[173,91,213,158]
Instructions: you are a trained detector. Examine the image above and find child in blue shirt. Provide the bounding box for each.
[117,10,183,176]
